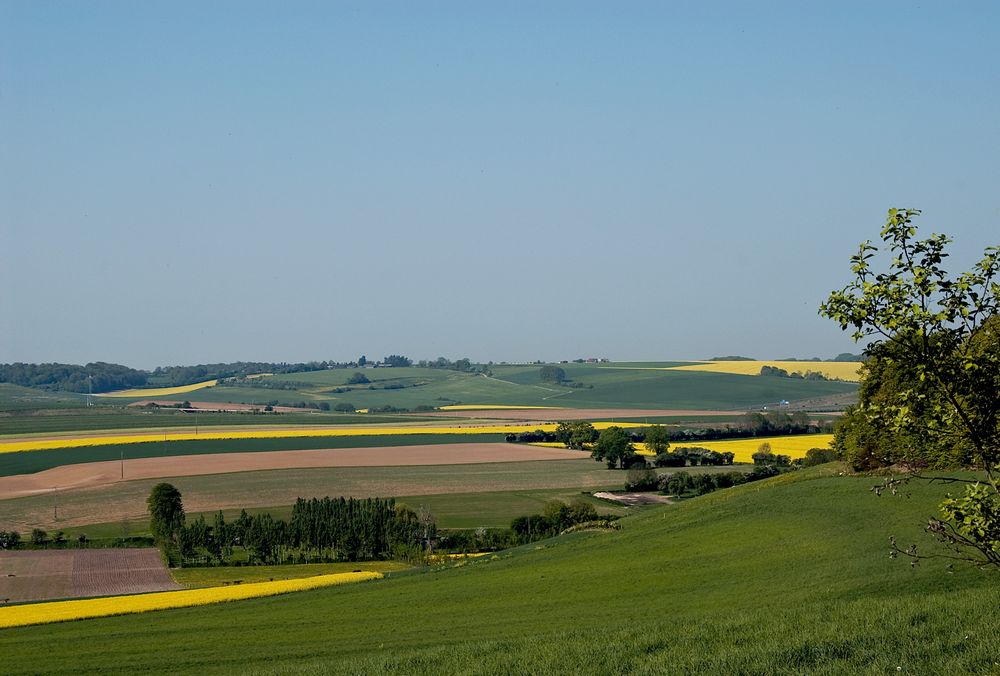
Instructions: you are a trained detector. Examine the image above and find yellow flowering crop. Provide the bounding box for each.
[96,380,219,398]
[635,434,834,463]
[664,361,862,382]
[0,422,645,454]
[0,571,381,630]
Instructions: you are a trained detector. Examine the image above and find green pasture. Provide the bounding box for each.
[0,433,504,477]
[142,363,857,412]
[0,410,430,437]
[0,384,88,412]
[2,465,996,673]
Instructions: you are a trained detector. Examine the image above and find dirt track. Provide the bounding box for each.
[0,443,589,500]
[0,548,180,603]
[427,408,740,420]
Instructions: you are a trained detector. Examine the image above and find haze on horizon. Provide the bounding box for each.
[2,2,998,370]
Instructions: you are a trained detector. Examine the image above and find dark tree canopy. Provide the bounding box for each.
[147,483,186,543]
[591,426,638,469]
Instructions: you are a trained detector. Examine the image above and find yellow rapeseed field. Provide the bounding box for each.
[635,434,834,463]
[531,435,834,464]
[0,422,645,454]
[0,571,381,629]
[665,361,863,382]
[96,379,219,398]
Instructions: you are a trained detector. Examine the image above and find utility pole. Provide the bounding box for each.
[54,488,58,521]
[121,449,124,480]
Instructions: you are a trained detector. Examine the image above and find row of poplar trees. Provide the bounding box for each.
[178,497,433,565]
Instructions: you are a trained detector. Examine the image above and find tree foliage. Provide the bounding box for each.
[147,483,186,544]
[820,208,1000,567]
[555,421,598,449]
[590,426,637,469]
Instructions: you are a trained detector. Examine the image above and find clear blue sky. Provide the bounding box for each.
[2,1,998,368]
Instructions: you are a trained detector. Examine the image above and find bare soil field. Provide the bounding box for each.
[0,443,589,499]
[426,408,740,420]
[0,548,180,603]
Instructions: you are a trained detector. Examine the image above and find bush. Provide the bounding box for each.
[801,447,839,466]
[654,452,686,467]
[347,372,370,385]
[333,402,356,413]
[624,467,659,491]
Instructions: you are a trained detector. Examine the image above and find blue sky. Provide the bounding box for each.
[2,2,998,368]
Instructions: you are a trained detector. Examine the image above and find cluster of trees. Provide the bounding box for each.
[739,411,827,436]
[0,530,22,549]
[0,360,358,394]
[651,447,735,467]
[149,484,434,566]
[510,499,608,542]
[759,365,831,381]
[155,361,332,386]
[412,357,491,374]
[0,362,147,393]
[820,208,1000,567]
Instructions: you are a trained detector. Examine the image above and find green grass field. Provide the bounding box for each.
[0,384,88,411]
[0,433,505,477]
[2,464,996,673]
[0,409,434,437]
[131,362,857,411]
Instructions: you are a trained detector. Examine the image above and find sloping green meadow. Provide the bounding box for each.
[3,465,996,673]
[143,363,857,411]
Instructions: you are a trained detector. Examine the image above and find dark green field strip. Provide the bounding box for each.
[2,467,997,674]
[0,434,505,477]
[0,411,435,436]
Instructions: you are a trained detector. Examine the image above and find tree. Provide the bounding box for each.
[347,372,370,385]
[555,421,598,449]
[820,208,1000,567]
[591,426,637,469]
[643,425,671,455]
[540,365,566,384]
[147,483,186,544]
[30,528,48,545]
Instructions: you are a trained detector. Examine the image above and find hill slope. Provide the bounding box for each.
[2,465,996,674]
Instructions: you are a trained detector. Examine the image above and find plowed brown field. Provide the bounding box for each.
[0,548,180,603]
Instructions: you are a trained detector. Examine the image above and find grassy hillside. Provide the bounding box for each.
[2,465,996,673]
[137,362,857,411]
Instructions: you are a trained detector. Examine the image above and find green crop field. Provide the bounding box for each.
[0,384,88,412]
[0,433,505,477]
[0,410,433,437]
[2,465,996,673]
[133,362,857,412]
